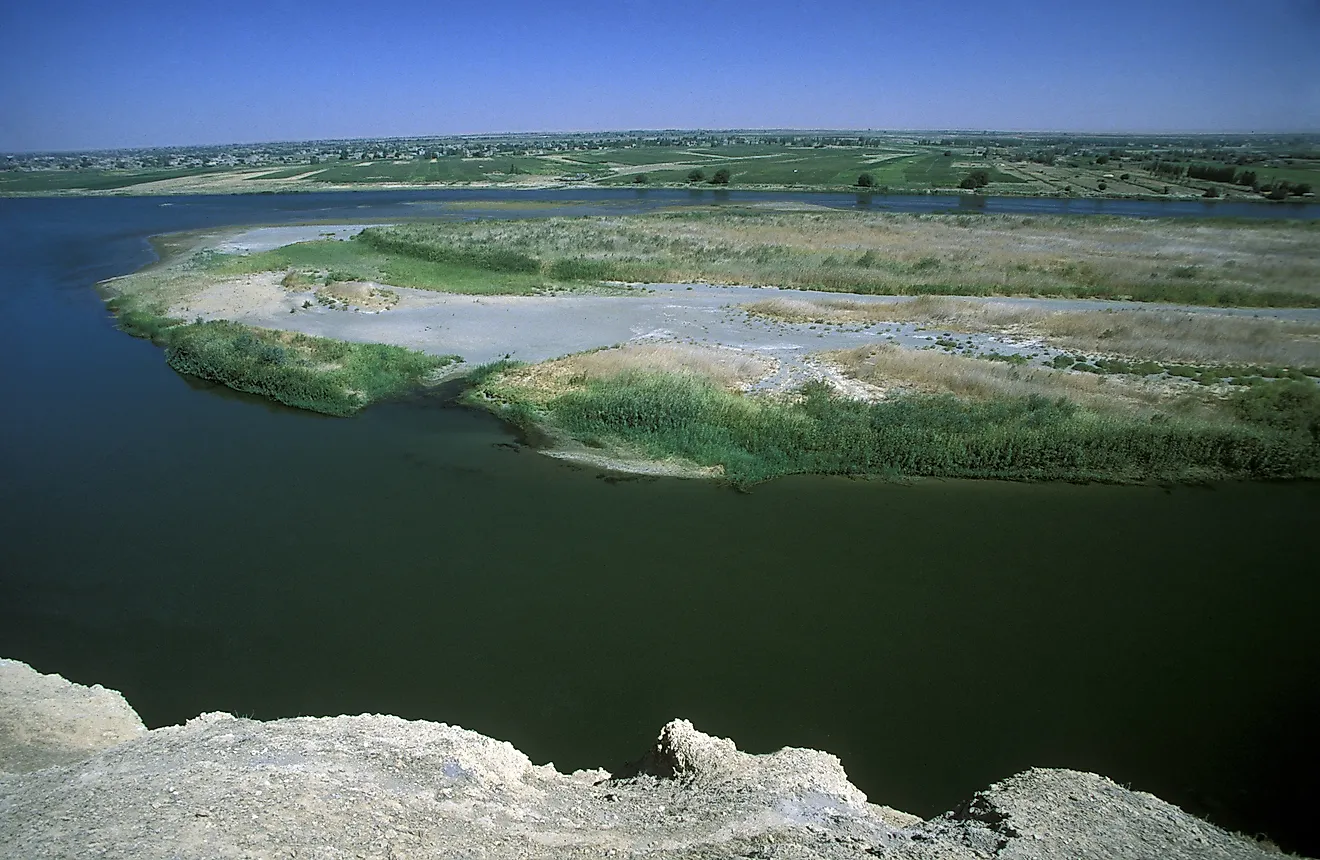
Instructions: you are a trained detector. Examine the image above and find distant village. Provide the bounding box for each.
[3,130,1309,174]
[0,131,924,172]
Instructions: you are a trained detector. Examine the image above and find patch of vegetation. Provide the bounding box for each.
[358,211,1320,308]
[106,302,456,415]
[202,236,552,295]
[471,370,1319,485]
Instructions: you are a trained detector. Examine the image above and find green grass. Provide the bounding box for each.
[0,166,227,193]
[472,370,1320,485]
[201,237,553,295]
[108,302,456,415]
[307,156,585,184]
[591,147,1024,187]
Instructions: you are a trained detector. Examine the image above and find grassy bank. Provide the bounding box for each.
[470,364,1320,485]
[363,210,1320,307]
[109,303,456,415]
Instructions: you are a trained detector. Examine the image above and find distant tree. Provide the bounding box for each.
[1295,183,1312,196]
[1120,173,1130,181]
[687,169,705,182]
[710,168,731,185]
[856,172,876,188]
[1267,186,1289,201]
[943,150,953,157]
[633,173,648,184]
[1202,187,1220,198]
[1097,181,1108,191]
[1236,170,1257,188]
[1162,186,1170,194]
[1096,156,1109,165]
[958,170,990,189]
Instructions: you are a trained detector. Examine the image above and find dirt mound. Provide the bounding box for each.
[0,659,1291,859]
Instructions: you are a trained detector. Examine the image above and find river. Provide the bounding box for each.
[1,191,1317,854]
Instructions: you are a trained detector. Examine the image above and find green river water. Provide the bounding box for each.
[1,191,1317,853]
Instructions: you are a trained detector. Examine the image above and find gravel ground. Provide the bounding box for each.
[184,226,1320,388]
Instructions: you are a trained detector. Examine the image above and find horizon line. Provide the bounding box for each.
[6,127,1320,157]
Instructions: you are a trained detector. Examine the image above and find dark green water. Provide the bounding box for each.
[1,193,1317,853]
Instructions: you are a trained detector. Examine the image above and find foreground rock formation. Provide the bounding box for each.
[0,658,1290,859]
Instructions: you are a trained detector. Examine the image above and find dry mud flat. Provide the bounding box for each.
[0,658,1291,859]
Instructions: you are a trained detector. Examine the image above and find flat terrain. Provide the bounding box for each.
[9,138,1316,201]
[102,213,1320,482]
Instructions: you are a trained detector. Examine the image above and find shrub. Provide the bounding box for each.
[355,229,539,273]
[633,173,648,184]
[1230,380,1320,439]
[687,169,705,182]
[959,170,990,189]
[710,168,731,185]
[547,257,619,281]
[857,173,876,188]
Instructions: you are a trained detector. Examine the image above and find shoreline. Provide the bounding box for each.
[97,216,1320,486]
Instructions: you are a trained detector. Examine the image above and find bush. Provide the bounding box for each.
[157,320,451,415]
[547,257,619,281]
[687,169,705,182]
[1097,181,1108,191]
[710,168,731,185]
[633,173,648,184]
[1230,380,1320,439]
[355,229,539,273]
[856,173,876,188]
[959,170,990,189]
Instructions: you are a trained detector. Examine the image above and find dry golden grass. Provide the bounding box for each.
[496,342,773,403]
[316,281,399,311]
[424,210,1320,302]
[749,296,1320,367]
[826,344,1175,413]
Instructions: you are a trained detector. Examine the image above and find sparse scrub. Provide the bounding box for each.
[744,295,1320,367]
[361,210,1320,307]
[827,344,1168,414]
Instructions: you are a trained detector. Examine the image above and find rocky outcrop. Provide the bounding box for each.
[0,658,145,773]
[0,659,1291,859]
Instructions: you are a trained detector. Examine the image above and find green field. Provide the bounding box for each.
[0,165,227,193]
[600,149,1022,187]
[307,156,580,184]
[1,144,1029,194]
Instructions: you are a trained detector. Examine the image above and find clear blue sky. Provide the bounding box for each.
[2,0,1317,152]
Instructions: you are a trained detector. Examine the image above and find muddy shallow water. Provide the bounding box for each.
[1,192,1318,854]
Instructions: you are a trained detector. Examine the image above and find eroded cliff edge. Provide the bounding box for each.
[0,658,1291,859]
